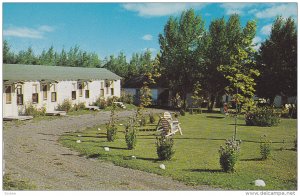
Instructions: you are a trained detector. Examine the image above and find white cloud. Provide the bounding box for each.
[142,34,153,41]
[3,25,55,39]
[260,24,272,35]
[255,3,297,19]
[220,3,255,15]
[122,3,206,17]
[252,36,262,51]
[38,25,55,32]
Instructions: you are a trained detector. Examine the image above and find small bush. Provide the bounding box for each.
[25,103,46,117]
[149,113,155,124]
[179,109,185,116]
[245,106,280,127]
[119,91,134,104]
[260,135,272,160]
[125,122,137,150]
[156,137,175,160]
[94,97,107,109]
[219,138,241,173]
[106,124,117,142]
[57,99,72,112]
[72,102,86,111]
[107,96,119,106]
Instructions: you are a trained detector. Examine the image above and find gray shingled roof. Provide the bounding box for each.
[3,64,122,82]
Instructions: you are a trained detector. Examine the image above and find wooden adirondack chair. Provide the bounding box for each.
[156,116,183,137]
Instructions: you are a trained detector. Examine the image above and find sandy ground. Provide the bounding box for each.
[3,109,216,190]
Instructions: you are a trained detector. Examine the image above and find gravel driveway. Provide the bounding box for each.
[3,109,215,190]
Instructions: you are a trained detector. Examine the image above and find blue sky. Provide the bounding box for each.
[3,2,298,61]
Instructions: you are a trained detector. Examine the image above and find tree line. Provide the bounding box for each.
[3,9,297,110]
[3,42,155,81]
[158,9,296,110]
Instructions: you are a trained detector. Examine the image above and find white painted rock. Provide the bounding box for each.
[119,124,123,126]
[104,147,110,152]
[159,164,166,170]
[77,134,82,137]
[98,128,101,131]
[131,156,136,159]
[254,179,266,187]
[76,140,81,143]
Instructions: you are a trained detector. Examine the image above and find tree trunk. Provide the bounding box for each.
[208,94,216,112]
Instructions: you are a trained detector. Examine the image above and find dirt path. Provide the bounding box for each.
[3,109,215,190]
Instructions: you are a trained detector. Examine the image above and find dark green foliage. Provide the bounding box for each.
[245,107,280,127]
[106,125,117,142]
[256,17,297,103]
[219,138,241,172]
[25,103,46,117]
[125,120,137,150]
[260,135,272,160]
[156,137,175,160]
[56,99,72,112]
[158,9,205,108]
[149,113,155,124]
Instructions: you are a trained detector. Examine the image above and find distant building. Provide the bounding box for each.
[3,64,121,117]
[122,75,170,106]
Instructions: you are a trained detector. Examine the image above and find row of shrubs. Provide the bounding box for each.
[245,106,280,127]
[94,92,134,109]
[56,99,86,112]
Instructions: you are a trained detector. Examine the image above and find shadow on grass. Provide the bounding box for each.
[240,157,263,161]
[206,116,225,119]
[136,157,159,162]
[228,123,248,126]
[186,168,223,173]
[99,146,128,150]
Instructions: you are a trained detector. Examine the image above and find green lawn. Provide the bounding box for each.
[59,112,297,190]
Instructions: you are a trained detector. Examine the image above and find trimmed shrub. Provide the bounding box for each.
[106,124,117,142]
[245,106,280,127]
[260,135,272,160]
[219,138,241,173]
[125,122,137,150]
[156,137,175,160]
[106,98,117,142]
[57,99,72,112]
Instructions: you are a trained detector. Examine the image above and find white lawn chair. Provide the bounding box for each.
[156,117,183,137]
